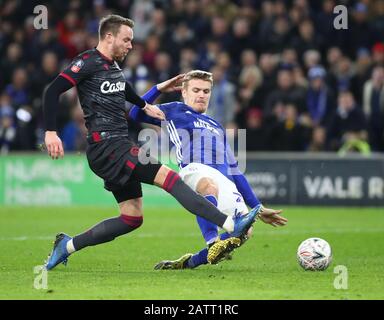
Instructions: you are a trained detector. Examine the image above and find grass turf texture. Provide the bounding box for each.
[0,206,383,300]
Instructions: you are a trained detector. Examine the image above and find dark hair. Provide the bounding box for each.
[98,14,134,39]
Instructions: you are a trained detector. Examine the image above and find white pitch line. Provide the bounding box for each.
[0,228,383,241]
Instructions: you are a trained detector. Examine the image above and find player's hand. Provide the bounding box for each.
[258,205,287,227]
[44,131,64,160]
[143,103,165,120]
[156,74,185,93]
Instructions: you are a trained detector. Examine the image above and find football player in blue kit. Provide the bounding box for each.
[129,70,288,269]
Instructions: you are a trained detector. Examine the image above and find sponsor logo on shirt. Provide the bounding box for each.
[193,119,220,134]
[100,81,126,94]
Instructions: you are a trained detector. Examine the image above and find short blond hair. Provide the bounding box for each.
[182,70,213,89]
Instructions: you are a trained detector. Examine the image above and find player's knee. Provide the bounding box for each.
[119,198,142,216]
[120,214,143,230]
[197,178,218,197]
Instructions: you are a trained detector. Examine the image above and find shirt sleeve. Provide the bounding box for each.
[43,75,75,131]
[128,86,163,126]
[125,81,146,108]
[225,141,261,208]
[59,56,94,85]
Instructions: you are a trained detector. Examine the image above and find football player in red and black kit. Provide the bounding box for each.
[43,15,259,270]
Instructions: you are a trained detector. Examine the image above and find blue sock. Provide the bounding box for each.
[186,232,232,268]
[196,195,219,244]
[187,195,230,269]
[220,233,230,240]
[205,195,218,207]
[187,248,208,268]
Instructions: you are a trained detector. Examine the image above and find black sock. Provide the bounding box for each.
[162,171,227,227]
[72,215,143,251]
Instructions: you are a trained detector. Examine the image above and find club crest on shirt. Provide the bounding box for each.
[71,59,84,73]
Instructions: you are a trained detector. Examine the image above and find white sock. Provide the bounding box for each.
[66,239,76,254]
[207,236,219,246]
[222,217,234,233]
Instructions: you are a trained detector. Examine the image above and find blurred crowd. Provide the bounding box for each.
[1,0,384,154]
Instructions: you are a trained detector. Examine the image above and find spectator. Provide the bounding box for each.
[1,0,384,153]
[372,42,384,66]
[306,66,335,127]
[329,56,355,93]
[245,108,266,151]
[227,17,255,66]
[348,2,378,57]
[351,47,373,104]
[264,66,307,115]
[237,50,263,105]
[142,33,160,69]
[307,126,327,152]
[30,51,59,106]
[129,0,154,42]
[328,91,368,151]
[123,51,150,95]
[12,105,36,151]
[56,10,83,59]
[209,15,232,50]
[362,66,384,151]
[207,65,237,128]
[1,42,24,88]
[179,47,198,73]
[302,49,321,71]
[0,94,16,154]
[61,105,87,152]
[371,0,384,42]
[196,38,221,71]
[183,0,209,36]
[268,103,311,151]
[291,19,323,60]
[5,68,29,108]
[260,16,292,53]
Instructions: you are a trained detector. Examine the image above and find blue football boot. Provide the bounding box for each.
[44,233,72,270]
[230,204,262,238]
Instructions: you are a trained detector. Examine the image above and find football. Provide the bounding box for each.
[297,238,332,271]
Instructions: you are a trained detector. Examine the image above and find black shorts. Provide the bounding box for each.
[86,136,162,203]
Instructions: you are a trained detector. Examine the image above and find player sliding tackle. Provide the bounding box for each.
[42,15,259,271]
[129,70,288,269]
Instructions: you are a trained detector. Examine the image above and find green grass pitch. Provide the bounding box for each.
[0,206,383,300]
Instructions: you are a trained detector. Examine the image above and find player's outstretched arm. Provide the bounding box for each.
[142,103,165,120]
[258,205,288,227]
[125,82,165,120]
[156,74,185,93]
[129,74,184,124]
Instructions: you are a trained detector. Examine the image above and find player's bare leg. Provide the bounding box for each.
[153,165,256,235]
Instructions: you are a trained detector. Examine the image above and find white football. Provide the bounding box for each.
[297,237,332,271]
